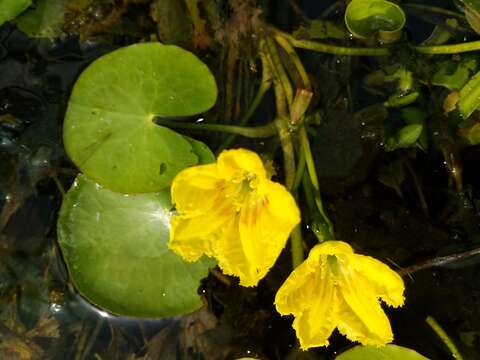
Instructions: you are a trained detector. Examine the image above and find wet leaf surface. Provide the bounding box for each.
[63,43,218,193]
[57,175,215,317]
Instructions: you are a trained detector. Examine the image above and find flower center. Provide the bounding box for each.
[223,171,259,210]
[327,255,340,276]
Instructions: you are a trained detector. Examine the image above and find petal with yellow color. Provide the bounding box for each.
[274,255,318,315]
[292,265,339,349]
[350,254,405,307]
[237,186,299,285]
[337,256,394,345]
[313,240,354,256]
[171,164,219,215]
[169,199,234,261]
[217,148,266,180]
[212,216,259,286]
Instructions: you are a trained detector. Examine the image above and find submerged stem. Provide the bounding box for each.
[426,316,464,360]
[299,126,334,240]
[218,63,272,151]
[154,118,277,138]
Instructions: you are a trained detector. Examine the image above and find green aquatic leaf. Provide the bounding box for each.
[0,0,31,26]
[335,345,429,360]
[345,0,406,39]
[458,69,480,120]
[386,124,423,151]
[57,175,215,318]
[64,43,218,193]
[432,58,478,91]
[15,0,68,38]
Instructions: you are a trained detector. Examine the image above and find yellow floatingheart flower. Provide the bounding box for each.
[275,241,405,349]
[168,148,300,287]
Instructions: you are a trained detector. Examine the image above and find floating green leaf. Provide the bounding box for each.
[64,43,218,193]
[0,0,31,26]
[345,0,406,39]
[57,175,215,318]
[336,345,429,360]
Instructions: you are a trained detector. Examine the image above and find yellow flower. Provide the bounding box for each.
[168,148,300,287]
[275,241,405,350]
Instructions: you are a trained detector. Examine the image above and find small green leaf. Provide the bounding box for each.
[386,124,423,151]
[335,345,429,360]
[432,58,478,91]
[15,0,68,38]
[57,175,215,318]
[64,43,218,193]
[0,0,31,26]
[345,0,406,39]
[151,0,193,46]
[457,69,480,120]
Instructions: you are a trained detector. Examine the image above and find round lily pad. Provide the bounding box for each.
[345,0,406,39]
[64,43,218,194]
[57,175,215,318]
[336,345,428,360]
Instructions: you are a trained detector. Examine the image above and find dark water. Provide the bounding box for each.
[1,1,480,359]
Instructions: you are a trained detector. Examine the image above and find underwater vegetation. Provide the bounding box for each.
[2,0,480,359]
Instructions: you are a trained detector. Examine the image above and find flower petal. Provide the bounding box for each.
[212,216,259,286]
[336,255,394,345]
[171,164,219,215]
[291,263,339,349]
[169,198,234,261]
[313,240,354,256]
[274,251,319,315]
[350,254,405,307]
[217,149,266,180]
[236,182,300,286]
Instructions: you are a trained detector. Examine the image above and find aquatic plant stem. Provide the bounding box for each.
[265,37,294,108]
[154,118,277,138]
[261,45,304,266]
[276,27,480,56]
[402,3,465,20]
[276,30,390,56]
[415,40,480,54]
[275,35,311,89]
[299,126,334,240]
[218,62,272,151]
[404,159,430,217]
[426,316,464,360]
[398,246,480,277]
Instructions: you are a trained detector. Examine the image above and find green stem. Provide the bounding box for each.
[415,40,480,54]
[426,316,464,360]
[275,34,311,89]
[266,36,294,108]
[154,118,277,138]
[277,30,390,56]
[299,126,334,240]
[218,63,272,151]
[261,45,303,266]
[293,149,306,191]
[402,3,465,20]
[290,224,304,268]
